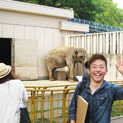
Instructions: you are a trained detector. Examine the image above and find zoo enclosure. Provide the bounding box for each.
[25,82,123,123]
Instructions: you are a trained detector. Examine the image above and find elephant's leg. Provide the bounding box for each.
[68,64,74,82]
[46,60,55,81]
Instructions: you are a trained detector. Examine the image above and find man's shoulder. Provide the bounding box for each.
[104,80,117,88]
[77,81,82,87]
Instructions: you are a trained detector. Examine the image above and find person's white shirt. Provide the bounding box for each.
[0,79,28,123]
[76,76,83,81]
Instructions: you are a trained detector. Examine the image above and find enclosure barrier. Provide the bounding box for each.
[64,31,123,55]
[25,84,77,123]
[25,82,123,123]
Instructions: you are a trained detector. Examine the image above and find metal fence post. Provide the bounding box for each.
[50,91,53,123]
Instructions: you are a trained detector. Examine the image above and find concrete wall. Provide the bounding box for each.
[105,54,123,81]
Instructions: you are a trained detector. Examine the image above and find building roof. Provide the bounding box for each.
[0,0,74,19]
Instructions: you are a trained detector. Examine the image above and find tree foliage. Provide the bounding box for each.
[14,0,123,28]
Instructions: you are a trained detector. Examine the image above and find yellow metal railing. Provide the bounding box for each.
[25,84,77,123]
[24,82,123,123]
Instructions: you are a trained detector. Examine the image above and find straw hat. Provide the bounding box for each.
[0,63,11,79]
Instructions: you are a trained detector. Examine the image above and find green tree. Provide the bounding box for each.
[94,0,123,28]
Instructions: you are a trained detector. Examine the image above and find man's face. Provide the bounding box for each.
[87,59,108,83]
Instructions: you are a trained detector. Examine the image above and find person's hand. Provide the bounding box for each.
[115,56,123,75]
[70,120,75,123]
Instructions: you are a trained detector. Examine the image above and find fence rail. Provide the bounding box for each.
[25,84,77,123]
[64,31,123,55]
[25,82,123,123]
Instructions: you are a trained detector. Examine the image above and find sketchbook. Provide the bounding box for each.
[76,95,88,123]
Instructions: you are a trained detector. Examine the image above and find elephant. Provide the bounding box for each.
[46,46,87,81]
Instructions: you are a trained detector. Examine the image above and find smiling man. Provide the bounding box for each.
[69,54,123,123]
[87,54,108,95]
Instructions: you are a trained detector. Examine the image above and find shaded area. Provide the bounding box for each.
[0,38,11,65]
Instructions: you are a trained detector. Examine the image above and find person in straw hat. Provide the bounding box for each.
[0,63,28,123]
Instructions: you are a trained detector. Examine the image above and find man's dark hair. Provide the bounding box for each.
[84,61,89,69]
[88,54,107,68]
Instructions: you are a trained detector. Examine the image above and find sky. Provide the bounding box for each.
[112,0,123,9]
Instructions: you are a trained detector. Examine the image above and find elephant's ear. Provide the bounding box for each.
[73,50,78,58]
